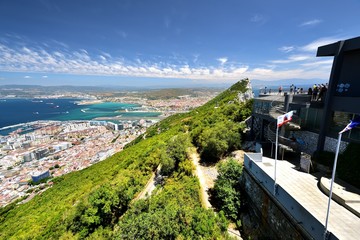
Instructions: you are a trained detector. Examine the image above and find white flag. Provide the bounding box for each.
[277,111,293,127]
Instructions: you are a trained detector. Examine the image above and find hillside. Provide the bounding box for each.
[0,79,253,239]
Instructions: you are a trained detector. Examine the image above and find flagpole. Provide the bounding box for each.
[324,132,342,239]
[274,124,279,195]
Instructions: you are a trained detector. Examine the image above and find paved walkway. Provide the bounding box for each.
[253,156,360,240]
[320,177,360,218]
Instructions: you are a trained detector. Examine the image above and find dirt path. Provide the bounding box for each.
[134,172,156,200]
[191,148,243,239]
[190,151,215,209]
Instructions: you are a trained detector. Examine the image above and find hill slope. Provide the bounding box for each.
[0,79,252,239]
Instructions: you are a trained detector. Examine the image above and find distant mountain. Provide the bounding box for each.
[250,78,327,88]
[0,84,114,92]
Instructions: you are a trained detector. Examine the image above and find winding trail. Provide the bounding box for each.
[190,150,214,209]
[135,165,161,200]
[190,148,243,239]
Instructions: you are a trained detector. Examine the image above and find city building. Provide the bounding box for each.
[107,122,119,131]
[31,170,50,183]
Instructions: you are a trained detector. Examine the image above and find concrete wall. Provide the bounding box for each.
[241,153,336,240]
[241,171,306,240]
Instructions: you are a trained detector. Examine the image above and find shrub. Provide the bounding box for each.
[338,143,360,188]
[311,150,335,168]
[210,159,243,221]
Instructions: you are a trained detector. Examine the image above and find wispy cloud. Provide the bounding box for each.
[193,54,199,64]
[301,59,333,67]
[271,54,312,64]
[300,36,343,52]
[0,36,339,82]
[0,43,250,81]
[164,16,171,28]
[279,46,295,53]
[24,75,31,78]
[217,57,228,65]
[51,39,68,49]
[116,30,128,39]
[246,67,329,80]
[299,19,322,27]
[250,14,264,23]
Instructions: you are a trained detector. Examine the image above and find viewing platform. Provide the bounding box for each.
[244,152,360,240]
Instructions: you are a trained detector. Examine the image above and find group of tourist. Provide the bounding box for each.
[259,83,328,102]
[275,84,304,95]
[307,83,328,101]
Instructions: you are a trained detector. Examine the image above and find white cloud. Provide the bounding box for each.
[101,52,112,59]
[193,54,199,64]
[99,55,107,61]
[299,19,322,27]
[51,40,69,48]
[250,14,264,23]
[116,30,128,39]
[300,59,333,67]
[279,46,295,53]
[245,67,330,81]
[164,17,171,28]
[271,54,312,64]
[0,38,336,82]
[217,57,228,65]
[300,37,342,52]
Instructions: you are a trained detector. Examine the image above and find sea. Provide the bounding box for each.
[0,98,161,136]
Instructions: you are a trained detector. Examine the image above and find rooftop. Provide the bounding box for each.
[244,153,360,240]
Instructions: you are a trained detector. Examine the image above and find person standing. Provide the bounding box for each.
[312,85,318,101]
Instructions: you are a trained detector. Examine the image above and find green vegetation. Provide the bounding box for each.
[338,143,360,188]
[0,79,252,239]
[312,143,360,189]
[210,159,243,222]
[312,150,335,168]
[28,176,52,186]
[116,177,229,239]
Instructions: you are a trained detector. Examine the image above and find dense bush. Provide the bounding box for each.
[67,182,135,238]
[210,159,243,221]
[311,150,335,168]
[197,122,241,162]
[116,176,229,239]
[338,143,360,188]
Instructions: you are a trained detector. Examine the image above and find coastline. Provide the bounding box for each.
[76,99,103,105]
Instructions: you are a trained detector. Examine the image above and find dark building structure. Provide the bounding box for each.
[316,36,360,151]
[251,36,360,155]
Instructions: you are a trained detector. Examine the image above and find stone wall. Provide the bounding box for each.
[295,131,348,154]
[240,171,306,240]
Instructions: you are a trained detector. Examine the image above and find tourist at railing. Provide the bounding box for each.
[308,87,312,96]
[316,84,327,101]
[312,85,319,101]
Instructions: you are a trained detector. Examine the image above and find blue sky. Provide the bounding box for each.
[0,0,359,87]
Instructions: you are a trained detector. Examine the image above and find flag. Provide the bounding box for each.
[277,111,293,127]
[339,116,360,134]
